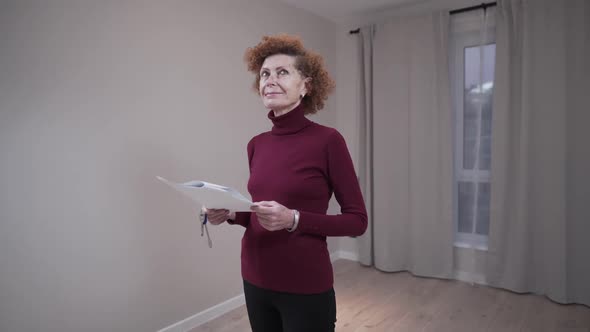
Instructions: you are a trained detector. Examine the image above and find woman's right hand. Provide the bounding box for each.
[205,209,235,225]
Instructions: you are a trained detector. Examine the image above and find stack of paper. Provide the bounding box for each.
[156,176,253,212]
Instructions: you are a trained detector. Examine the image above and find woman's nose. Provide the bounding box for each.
[266,72,278,84]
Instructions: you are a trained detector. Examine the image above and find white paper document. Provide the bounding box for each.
[156,176,253,212]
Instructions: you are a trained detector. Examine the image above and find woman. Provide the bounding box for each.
[207,34,367,332]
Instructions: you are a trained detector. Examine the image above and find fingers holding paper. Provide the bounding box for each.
[251,201,295,231]
[205,208,235,225]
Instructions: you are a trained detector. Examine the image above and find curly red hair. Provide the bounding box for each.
[244,34,335,115]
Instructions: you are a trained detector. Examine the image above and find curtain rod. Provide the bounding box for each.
[348,2,497,34]
[449,2,496,15]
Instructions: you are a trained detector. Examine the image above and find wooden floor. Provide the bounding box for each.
[191,259,590,332]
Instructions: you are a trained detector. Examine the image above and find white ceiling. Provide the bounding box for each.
[276,0,428,22]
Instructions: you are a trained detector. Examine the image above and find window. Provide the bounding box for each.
[450,11,496,250]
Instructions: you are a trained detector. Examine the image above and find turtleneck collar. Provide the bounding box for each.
[267,103,312,135]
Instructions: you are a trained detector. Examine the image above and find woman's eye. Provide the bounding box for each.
[279,69,288,75]
[260,71,269,77]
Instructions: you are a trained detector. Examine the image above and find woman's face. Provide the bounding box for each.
[259,54,308,114]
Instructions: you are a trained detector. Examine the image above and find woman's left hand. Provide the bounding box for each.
[251,201,294,231]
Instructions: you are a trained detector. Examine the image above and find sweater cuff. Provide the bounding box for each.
[227,211,250,227]
[295,211,318,234]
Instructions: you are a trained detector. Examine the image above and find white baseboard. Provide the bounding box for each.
[157,293,245,332]
[330,250,359,262]
[453,270,487,285]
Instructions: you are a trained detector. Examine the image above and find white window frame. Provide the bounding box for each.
[450,11,496,250]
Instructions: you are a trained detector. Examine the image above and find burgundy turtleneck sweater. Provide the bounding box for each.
[229,104,367,294]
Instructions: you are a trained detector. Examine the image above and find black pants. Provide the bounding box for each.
[243,280,336,332]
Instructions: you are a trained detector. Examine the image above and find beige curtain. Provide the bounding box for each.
[357,12,455,278]
[357,25,375,266]
[487,0,590,306]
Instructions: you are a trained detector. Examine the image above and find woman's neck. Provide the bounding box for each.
[272,100,302,117]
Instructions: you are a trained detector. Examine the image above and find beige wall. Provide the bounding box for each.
[330,28,362,256]
[0,1,338,331]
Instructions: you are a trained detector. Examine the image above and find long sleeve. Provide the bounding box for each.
[296,131,368,237]
[228,211,250,227]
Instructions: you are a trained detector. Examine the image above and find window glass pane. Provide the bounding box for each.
[475,182,490,235]
[458,181,491,236]
[458,182,474,233]
[463,44,495,170]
